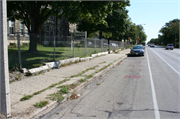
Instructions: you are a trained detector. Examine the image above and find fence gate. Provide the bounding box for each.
[71,31,87,57]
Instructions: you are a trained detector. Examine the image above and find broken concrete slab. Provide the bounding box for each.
[45,61,61,69]
[28,65,49,75]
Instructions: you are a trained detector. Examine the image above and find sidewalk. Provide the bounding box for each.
[9,49,130,119]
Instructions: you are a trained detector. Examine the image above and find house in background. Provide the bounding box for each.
[7,20,29,45]
[7,15,77,46]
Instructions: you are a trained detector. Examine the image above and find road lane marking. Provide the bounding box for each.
[151,49,180,75]
[146,48,161,119]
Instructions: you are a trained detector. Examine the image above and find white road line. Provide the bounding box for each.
[151,49,180,75]
[146,48,161,119]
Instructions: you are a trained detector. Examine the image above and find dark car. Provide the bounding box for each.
[130,45,144,56]
[166,44,174,50]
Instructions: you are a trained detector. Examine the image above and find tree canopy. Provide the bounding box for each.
[77,1,130,41]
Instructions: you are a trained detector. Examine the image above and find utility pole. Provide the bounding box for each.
[0,0,11,117]
[179,20,180,49]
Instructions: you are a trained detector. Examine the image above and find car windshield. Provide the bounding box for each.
[167,44,173,46]
[133,46,143,49]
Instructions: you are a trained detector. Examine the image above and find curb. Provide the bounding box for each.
[30,54,127,119]
[24,51,112,76]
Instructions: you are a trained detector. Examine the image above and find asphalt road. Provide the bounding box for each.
[39,46,180,119]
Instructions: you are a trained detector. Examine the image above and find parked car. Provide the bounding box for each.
[166,44,174,50]
[130,45,144,56]
[103,43,108,46]
[87,42,93,46]
[110,43,118,47]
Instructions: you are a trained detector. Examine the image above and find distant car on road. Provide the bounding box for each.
[130,45,144,56]
[166,44,174,50]
[148,44,152,47]
[150,44,155,47]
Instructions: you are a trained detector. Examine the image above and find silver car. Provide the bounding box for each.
[166,44,174,50]
[130,45,145,56]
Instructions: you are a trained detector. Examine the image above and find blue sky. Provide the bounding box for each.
[126,0,180,43]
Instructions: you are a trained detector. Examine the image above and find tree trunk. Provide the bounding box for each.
[108,39,110,54]
[99,30,102,39]
[28,17,40,53]
[28,33,38,53]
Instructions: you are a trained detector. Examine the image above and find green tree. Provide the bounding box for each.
[159,19,179,46]
[149,38,159,45]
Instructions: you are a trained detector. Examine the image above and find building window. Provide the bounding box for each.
[9,20,14,35]
[25,26,29,37]
[20,21,24,36]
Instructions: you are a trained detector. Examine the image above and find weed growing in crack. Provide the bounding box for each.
[70,83,79,89]
[47,92,65,102]
[48,83,58,88]
[47,85,70,102]
[64,78,70,81]
[79,79,86,82]
[20,95,33,101]
[85,74,94,79]
[33,91,41,95]
[99,61,106,64]
[72,83,79,86]
[34,101,49,108]
[60,86,69,94]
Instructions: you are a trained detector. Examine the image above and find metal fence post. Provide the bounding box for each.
[101,39,103,52]
[71,33,73,50]
[94,38,96,53]
[85,31,87,55]
[73,34,75,57]
[53,36,56,61]
[109,40,111,53]
[17,33,22,69]
[0,0,11,117]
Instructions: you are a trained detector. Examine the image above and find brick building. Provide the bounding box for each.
[7,16,77,46]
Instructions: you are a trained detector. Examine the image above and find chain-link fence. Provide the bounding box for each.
[8,32,131,70]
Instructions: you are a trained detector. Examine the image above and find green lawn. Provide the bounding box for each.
[8,45,107,69]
